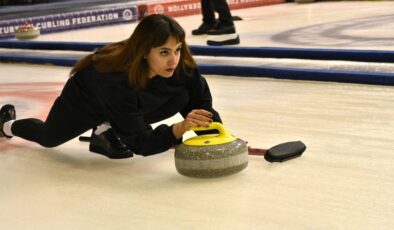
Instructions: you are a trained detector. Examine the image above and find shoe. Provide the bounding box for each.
[207,35,240,46]
[192,23,215,35]
[232,16,243,21]
[0,104,16,139]
[89,128,134,159]
[206,23,236,35]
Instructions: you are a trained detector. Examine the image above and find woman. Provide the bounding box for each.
[0,14,221,159]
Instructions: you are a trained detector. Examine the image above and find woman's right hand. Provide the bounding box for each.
[172,109,213,139]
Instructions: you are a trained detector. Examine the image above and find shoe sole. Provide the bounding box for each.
[207,35,240,46]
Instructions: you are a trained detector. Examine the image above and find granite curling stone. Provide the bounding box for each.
[15,22,40,40]
[175,122,248,178]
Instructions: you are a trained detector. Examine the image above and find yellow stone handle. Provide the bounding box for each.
[184,122,236,146]
[190,122,230,137]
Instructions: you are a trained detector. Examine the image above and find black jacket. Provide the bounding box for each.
[65,65,221,156]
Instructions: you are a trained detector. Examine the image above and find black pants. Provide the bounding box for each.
[201,0,233,26]
[11,79,102,148]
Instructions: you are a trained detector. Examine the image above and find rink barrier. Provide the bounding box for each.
[1,53,394,86]
[1,40,394,63]
[0,40,101,51]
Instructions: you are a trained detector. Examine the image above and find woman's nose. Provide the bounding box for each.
[168,53,178,65]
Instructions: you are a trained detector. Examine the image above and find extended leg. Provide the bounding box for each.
[11,97,99,147]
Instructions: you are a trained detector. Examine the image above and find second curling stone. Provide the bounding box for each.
[175,122,248,178]
[15,22,40,40]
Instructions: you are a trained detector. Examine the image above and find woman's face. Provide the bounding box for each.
[146,36,182,78]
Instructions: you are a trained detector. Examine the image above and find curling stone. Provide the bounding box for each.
[15,22,40,40]
[175,122,248,178]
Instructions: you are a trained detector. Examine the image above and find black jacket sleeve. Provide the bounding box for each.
[180,69,222,135]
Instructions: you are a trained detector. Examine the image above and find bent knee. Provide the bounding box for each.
[39,137,66,148]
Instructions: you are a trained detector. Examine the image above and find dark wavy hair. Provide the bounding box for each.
[70,14,196,89]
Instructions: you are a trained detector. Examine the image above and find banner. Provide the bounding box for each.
[0,6,137,39]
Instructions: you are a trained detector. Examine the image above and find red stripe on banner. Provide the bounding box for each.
[139,0,286,18]
[140,0,201,18]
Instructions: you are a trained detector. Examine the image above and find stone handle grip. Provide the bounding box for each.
[190,122,232,139]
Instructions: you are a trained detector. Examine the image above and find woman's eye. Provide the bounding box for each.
[161,51,169,56]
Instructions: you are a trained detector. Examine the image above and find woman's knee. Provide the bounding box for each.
[39,138,65,148]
